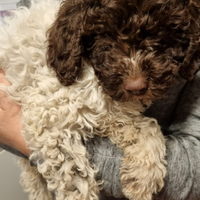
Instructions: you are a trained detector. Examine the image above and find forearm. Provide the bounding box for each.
[154,134,200,200]
[0,69,30,157]
[0,142,29,159]
[86,132,200,200]
[11,132,30,157]
[86,136,124,198]
[0,119,29,157]
[156,72,200,199]
[0,121,30,157]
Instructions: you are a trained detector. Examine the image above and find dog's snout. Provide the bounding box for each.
[124,77,148,95]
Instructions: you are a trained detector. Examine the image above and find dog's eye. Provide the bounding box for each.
[108,44,113,49]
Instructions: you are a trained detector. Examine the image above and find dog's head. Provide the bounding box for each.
[47,0,200,102]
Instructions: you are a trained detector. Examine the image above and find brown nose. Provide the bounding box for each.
[124,77,148,95]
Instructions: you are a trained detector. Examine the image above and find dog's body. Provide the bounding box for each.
[0,0,199,200]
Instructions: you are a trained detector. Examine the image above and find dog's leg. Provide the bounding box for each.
[18,158,53,200]
[28,130,101,200]
[111,117,166,200]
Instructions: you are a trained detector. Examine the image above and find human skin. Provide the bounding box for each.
[0,69,30,156]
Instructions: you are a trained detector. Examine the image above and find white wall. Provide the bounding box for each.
[0,150,28,200]
[0,0,19,11]
[0,1,19,25]
[0,1,31,199]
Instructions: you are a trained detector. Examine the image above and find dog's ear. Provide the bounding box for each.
[179,1,200,80]
[179,39,200,81]
[47,1,84,86]
[179,50,200,81]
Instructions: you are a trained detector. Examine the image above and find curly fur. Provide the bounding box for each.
[0,0,199,200]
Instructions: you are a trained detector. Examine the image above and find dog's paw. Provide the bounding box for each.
[120,161,165,200]
[119,118,167,200]
[120,155,166,200]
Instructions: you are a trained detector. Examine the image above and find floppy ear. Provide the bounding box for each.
[179,37,200,80]
[47,1,84,86]
[179,1,200,80]
[179,58,200,81]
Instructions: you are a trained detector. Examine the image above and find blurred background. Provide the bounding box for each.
[0,2,29,199]
[0,150,28,200]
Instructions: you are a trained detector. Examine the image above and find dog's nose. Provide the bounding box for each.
[124,77,148,95]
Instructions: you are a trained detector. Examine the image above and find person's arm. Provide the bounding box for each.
[154,71,200,200]
[0,70,30,157]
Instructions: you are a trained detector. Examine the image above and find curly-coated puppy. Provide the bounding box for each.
[0,0,199,200]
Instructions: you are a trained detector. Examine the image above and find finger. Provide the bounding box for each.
[0,69,11,111]
[0,69,9,100]
[0,69,4,75]
[0,96,8,111]
[0,69,11,86]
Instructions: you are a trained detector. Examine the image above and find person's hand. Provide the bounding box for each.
[0,69,30,156]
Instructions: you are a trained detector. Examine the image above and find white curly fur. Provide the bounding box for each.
[0,0,166,200]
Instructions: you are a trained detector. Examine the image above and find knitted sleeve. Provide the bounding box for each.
[154,71,200,200]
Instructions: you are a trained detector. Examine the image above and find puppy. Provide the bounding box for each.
[0,0,199,200]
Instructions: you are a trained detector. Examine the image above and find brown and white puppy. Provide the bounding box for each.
[0,0,199,200]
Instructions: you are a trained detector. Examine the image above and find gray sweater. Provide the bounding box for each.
[1,1,200,199]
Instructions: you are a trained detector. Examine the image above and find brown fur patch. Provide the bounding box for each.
[47,0,200,102]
